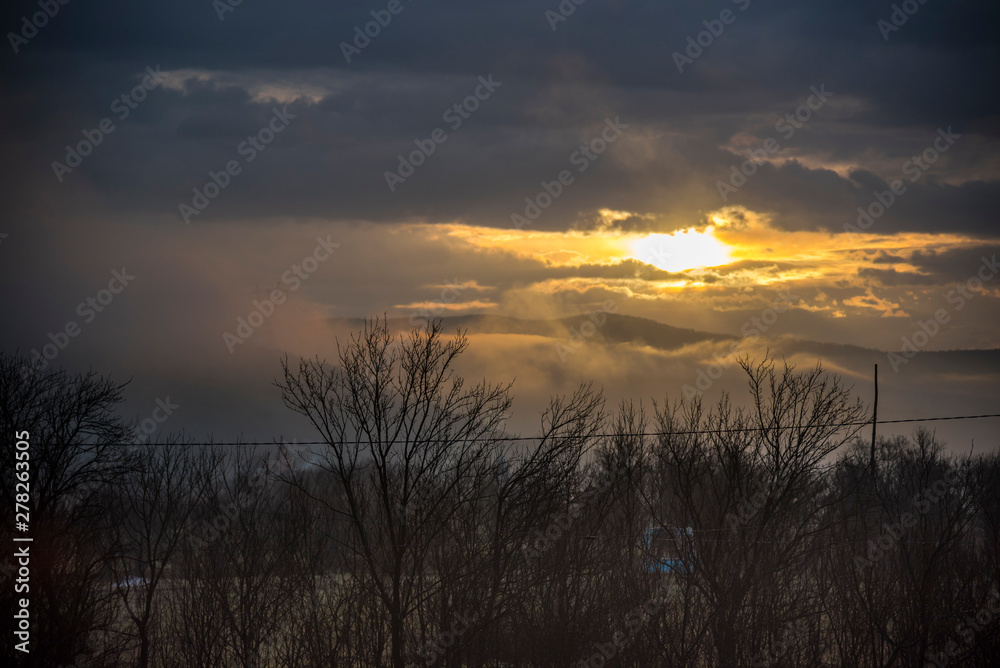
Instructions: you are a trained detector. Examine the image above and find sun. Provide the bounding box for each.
[629,227,734,272]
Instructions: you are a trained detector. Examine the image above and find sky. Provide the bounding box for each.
[1,0,998,450]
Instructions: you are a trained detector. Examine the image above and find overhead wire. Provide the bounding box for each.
[29,412,1000,447]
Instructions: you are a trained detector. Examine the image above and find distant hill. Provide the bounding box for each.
[331,313,1000,372]
[336,313,728,349]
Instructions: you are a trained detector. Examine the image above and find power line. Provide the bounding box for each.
[29,412,1000,447]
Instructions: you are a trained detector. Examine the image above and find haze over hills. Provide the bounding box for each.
[342,313,726,349]
[339,312,1000,363]
[329,312,1000,452]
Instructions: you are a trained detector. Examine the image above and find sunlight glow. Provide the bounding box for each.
[629,227,734,272]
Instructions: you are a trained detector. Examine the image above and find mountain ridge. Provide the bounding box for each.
[329,313,1000,358]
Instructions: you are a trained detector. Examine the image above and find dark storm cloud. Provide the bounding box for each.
[2,0,998,236]
[1,0,998,448]
[858,267,940,287]
[721,160,1000,235]
[852,244,1000,284]
[906,245,1000,279]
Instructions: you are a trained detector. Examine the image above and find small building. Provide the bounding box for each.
[643,525,695,573]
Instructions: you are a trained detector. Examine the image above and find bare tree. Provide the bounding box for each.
[277,317,512,668]
[826,431,989,667]
[0,352,132,667]
[435,382,605,667]
[276,317,608,668]
[645,357,866,667]
[105,440,221,668]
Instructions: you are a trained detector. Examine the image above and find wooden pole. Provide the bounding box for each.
[870,363,878,479]
[868,363,879,668]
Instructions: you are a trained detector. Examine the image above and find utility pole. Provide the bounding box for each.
[870,364,878,479]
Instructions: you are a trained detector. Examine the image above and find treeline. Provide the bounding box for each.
[1,318,998,667]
